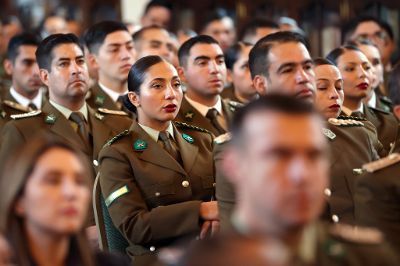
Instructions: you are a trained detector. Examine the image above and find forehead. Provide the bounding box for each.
[354,21,381,35]
[145,61,177,80]
[243,111,325,148]
[51,43,83,60]
[255,27,279,38]
[206,17,234,31]
[338,50,369,64]
[189,43,223,58]
[34,147,83,172]
[315,65,341,79]
[141,28,170,41]
[146,6,170,18]
[16,45,37,56]
[103,30,132,45]
[358,44,380,59]
[268,42,311,65]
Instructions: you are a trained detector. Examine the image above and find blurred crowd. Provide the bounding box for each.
[0,0,400,265]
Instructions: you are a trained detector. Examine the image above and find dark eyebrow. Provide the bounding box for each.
[216,54,225,60]
[58,57,71,62]
[151,78,166,82]
[194,56,211,62]
[107,40,133,48]
[149,40,162,45]
[277,59,313,73]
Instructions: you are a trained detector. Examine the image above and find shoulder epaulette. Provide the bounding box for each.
[214,132,231,144]
[98,108,128,116]
[337,115,367,121]
[328,118,364,127]
[330,224,383,244]
[104,130,130,147]
[3,100,30,112]
[10,110,41,120]
[368,106,390,115]
[362,153,400,173]
[174,121,211,134]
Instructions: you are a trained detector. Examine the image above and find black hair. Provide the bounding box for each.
[388,63,400,106]
[7,32,41,63]
[84,21,129,54]
[143,0,173,15]
[380,20,394,41]
[178,35,220,68]
[124,55,165,112]
[199,8,234,33]
[224,42,253,70]
[325,45,361,66]
[230,94,317,146]
[240,18,279,42]
[132,25,167,43]
[35,33,83,71]
[313,57,335,67]
[248,31,309,79]
[341,15,385,43]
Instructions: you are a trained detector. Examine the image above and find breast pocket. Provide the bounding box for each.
[142,182,177,208]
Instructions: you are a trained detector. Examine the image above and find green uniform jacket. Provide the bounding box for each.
[354,156,400,254]
[98,122,215,265]
[175,96,241,137]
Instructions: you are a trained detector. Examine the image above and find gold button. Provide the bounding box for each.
[93,160,99,166]
[155,192,160,197]
[332,215,339,223]
[182,180,190,187]
[324,188,332,197]
[150,246,156,252]
[353,168,363,175]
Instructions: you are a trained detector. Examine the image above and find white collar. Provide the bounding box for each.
[367,91,377,108]
[49,100,89,121]
[98,82,128,102]
[185,95,223,117]
[10,87,43,108]
[138,122,175,142]
[341,103,364,116]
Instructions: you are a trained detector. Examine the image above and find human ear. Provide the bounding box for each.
[128,91,141,108]
[252,75,268,96]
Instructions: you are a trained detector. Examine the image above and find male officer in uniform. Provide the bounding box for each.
[0,33,132,233]
[84,21,136,113]
[176,35,241,137]
[221,95,398,265]
[0,33,45,127]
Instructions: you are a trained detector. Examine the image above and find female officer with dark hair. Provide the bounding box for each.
[98,55,218,265]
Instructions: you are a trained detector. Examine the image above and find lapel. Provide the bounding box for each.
[177,96,219,136]
[130,122,187,175]
[173,124,199,173]
[4,89,16,102]
[222,98,234,124]
[42,102,90,155]
[88,107,114,157]
[363,105,381,128]
[91,84,118,109]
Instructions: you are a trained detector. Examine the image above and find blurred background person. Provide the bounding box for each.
[140,0,173,30]
[240,18,279,45]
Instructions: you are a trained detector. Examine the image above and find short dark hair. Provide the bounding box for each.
[200,8,234,33]
[230,94,317,146]
[248,31,309,79]
[341,15,384,43]
[224,42,253,70]
[124,55,166,112]
[132,25,166,44]
[178,35,220,68]
[7,32,41,63]
[84,21,129,54]
[143,0,173,15]
[326,45,360,66]
[388,63,400,106]
[240,18,279,41]
[36,33,83,71]
[313,57,335,67]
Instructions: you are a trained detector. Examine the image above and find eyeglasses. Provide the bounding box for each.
[354,31,388,43]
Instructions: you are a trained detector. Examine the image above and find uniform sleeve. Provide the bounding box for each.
[0,121,27,172]
[98,145,202,246]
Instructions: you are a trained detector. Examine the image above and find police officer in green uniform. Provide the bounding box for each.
[0,33,47,128]
[220,95,398,265]
[99,56,218,265]
[175,35,241,137]
[83,21,136,114]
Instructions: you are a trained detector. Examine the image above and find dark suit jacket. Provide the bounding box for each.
[98,122,214,265]
[175,96,240,137]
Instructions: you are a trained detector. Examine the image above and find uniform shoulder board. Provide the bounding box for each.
[330,224,383,245]
[362,153,400,173]
[10,110,42,120]
[379,95,392,105]
[328,118,364,127]
[337,115,367,121]
[3,100,30,112]
[98,108,128,116]
[104,130,130,147]
[368,106,390,115]
[174,121,211,134]
[214,132,231,144]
